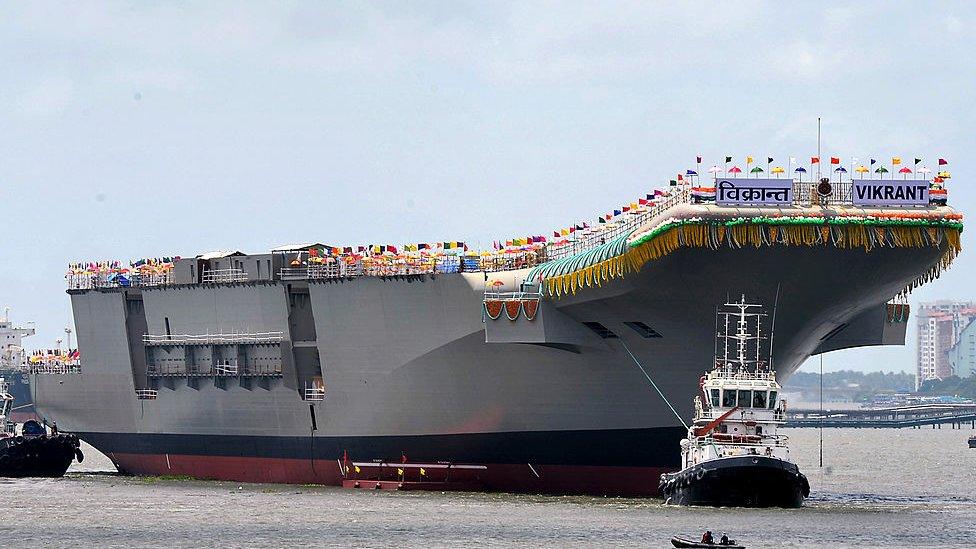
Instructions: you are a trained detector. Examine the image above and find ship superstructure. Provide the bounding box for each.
[31,164,962,496]
[0,311,36,422]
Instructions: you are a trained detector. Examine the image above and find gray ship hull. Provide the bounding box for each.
[32,238,943,495]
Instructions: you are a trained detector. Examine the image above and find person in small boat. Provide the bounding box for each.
[720,533,731,545]
[701,530,714,544]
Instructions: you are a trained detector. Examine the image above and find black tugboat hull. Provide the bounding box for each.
[660,455,809,508]
[0,434,83,478]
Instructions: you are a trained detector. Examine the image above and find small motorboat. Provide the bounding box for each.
[671,536,745,549]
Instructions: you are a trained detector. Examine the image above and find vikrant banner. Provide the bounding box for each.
[852,180,930,206]
[715,178,793,206]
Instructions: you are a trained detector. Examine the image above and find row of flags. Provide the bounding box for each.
[681,156,953,182]
[307,242,469,257]
[491,188,676,251]
[705,156,949,166]
[67,258,178,275]
[27,349,80,363]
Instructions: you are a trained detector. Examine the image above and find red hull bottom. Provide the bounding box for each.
[108,453,669,497]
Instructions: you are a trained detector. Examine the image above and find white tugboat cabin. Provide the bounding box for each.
[685,366,788,469]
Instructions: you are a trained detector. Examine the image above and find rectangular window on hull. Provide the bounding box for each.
[710,389,720,407]
[722,389,737,407]
[582,322,618,339]
[623,321,662,338]
[738,390,752,408]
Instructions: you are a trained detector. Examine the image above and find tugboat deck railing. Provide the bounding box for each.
[696,409,786,422]
[697,434,791,447]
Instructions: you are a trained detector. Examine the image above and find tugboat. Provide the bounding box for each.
[660,296,810,508]
[0,376,83,477]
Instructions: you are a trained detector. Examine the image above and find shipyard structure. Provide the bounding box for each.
[34,167,961,496]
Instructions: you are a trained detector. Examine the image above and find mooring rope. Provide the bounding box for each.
[618,338,689,430]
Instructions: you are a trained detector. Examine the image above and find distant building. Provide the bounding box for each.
[948,319,976,380]
[916,301,976,388]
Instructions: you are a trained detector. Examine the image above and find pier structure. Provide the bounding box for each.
[787,404,976,428]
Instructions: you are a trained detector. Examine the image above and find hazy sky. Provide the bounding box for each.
[1,2,973,373]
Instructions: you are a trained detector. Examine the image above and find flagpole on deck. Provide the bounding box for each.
[817,117,822,182]
[819,352,824,468]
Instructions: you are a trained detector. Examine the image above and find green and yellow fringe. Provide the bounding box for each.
[541,217,962,298]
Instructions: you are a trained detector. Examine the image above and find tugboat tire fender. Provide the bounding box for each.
[696,468,705,480]
[75,448,85,463]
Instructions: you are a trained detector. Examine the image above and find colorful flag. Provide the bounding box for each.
[939,158,948,165]
[725,156,732,163]
[614,209,622,216]
[767,157,773,164]
[830,157,840,164]
[746,156,754,164]
[354,465,361,473]
[892,157,902,165]
[598,217,606,224]
[696,156,702,163]
[811,156,820,164]
[914,158,921,165]
[870,159,876,165]
[397,468,404,476]
[420,468,426,476]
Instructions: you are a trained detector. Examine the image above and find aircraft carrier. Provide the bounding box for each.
[31,169,961,496]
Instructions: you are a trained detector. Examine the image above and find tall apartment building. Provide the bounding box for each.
[916,301,976,388]
[947,319,976,380]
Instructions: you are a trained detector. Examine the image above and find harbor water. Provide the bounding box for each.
[3,428,975,548]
